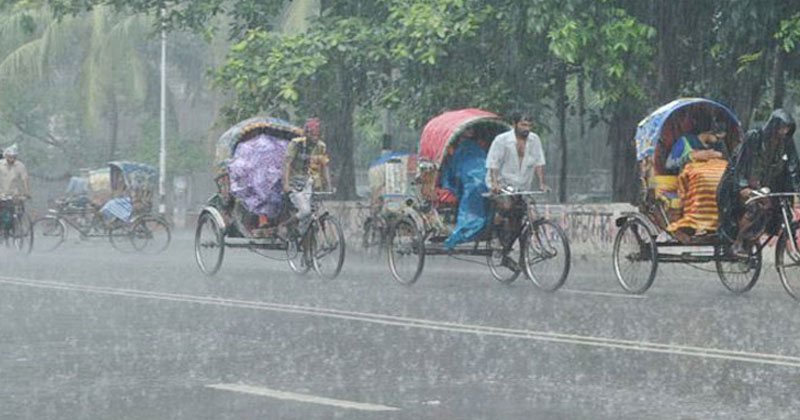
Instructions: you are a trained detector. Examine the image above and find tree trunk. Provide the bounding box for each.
[655,0,679,102]
[609,106,639,203]
[773,44,786,109]
[556,64,568,203]
[578,69,586,139]
[323,66,357,200]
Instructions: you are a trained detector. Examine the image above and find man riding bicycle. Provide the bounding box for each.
[280,118,332,235]
[0,144,30,238]
[718,109,800,258]
[485,111,550,269]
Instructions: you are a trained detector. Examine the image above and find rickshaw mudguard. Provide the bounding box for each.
[199,206,227,231]
[615,212,660,237]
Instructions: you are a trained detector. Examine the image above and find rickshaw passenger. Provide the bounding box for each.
[485,112,549,268]
[665,123,728,239]
[281,118,332,233]
[440,129,490,248]
[718,109,800,257]
[664,124,725,175]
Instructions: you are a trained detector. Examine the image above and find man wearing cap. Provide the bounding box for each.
[280,118,332,233]
[0,144,30,199]
[0,144,30,239]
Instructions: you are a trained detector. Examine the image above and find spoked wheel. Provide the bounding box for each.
[362,217,385,255]
[613,217,658,294]
[11,213,33,254]
[195,212,225,276]
[33,216,66,252]
[108,220,135,253]
[130,216,171,254]
[522,219,570,291]
[714,242,761,294]
[286,232,311,274]
[311,214,346,279]
[486,233,522,285]
[776,222,800,300]
[388,217,424,285]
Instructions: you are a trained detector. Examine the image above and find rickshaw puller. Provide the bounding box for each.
[0,144,30,234]
[280,118,332,235]
[718,109,800,258]
[485,112,549,268]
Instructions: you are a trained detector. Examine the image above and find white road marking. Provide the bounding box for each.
[560,288,646,299]
[205,383,399,412]
[2,275,800,368]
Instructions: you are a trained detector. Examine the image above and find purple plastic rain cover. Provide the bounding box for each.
[229,134,289,217]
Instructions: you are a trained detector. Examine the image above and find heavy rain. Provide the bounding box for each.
[1,0,800,419]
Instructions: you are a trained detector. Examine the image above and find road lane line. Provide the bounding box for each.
[2,275,800,368]
[560,288,646,299]
[205,383,400,411]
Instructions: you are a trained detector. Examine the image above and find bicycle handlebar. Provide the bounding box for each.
[745,192,800,206]
[481,190,548,198]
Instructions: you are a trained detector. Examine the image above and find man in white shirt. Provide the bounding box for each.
[484,112,549,269]
[0,144,29,199]
[0,144,30,238]
[486,112,549,194]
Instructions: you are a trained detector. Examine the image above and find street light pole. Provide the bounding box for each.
[158,11,167,215]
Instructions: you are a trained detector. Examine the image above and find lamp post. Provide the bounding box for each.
[158,11,167,215]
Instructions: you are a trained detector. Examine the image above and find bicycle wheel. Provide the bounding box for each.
[195,212,225,275]
[11,213,33,254]
[714,242,761,294]
[33,216,66,252]
[486,233,522,285]
[311,214,346,279]
[776,222,800,301]
[522,219,570,291]
[387,217,424,285]
[130,216,171,254]
[613,217,658,294]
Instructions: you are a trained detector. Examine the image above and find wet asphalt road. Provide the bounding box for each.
[1,231,799,419]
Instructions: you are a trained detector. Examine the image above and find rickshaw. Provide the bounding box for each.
[611,98,780,295]
[194,116,345,278]
[385,109,571,288]
[34,162,171,253]
[361,152,417,253]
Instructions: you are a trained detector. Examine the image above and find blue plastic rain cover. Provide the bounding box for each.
[440,139,489,248]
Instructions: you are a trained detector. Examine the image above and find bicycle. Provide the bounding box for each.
[741,190,800,301]
[0,194,33,254]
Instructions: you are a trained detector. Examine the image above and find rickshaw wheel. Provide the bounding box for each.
[109,221,135,253]
[33,216,66,252]
[388,217,424,285]
[11,213,33,255]
[776,222,800,301]
[311,214,346,279]
[195,212,225,276]
[486,234,521,285]
[131,216,171,254]
[522,219,570,291]
[613,217,658,294]
[714,242,761,294]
